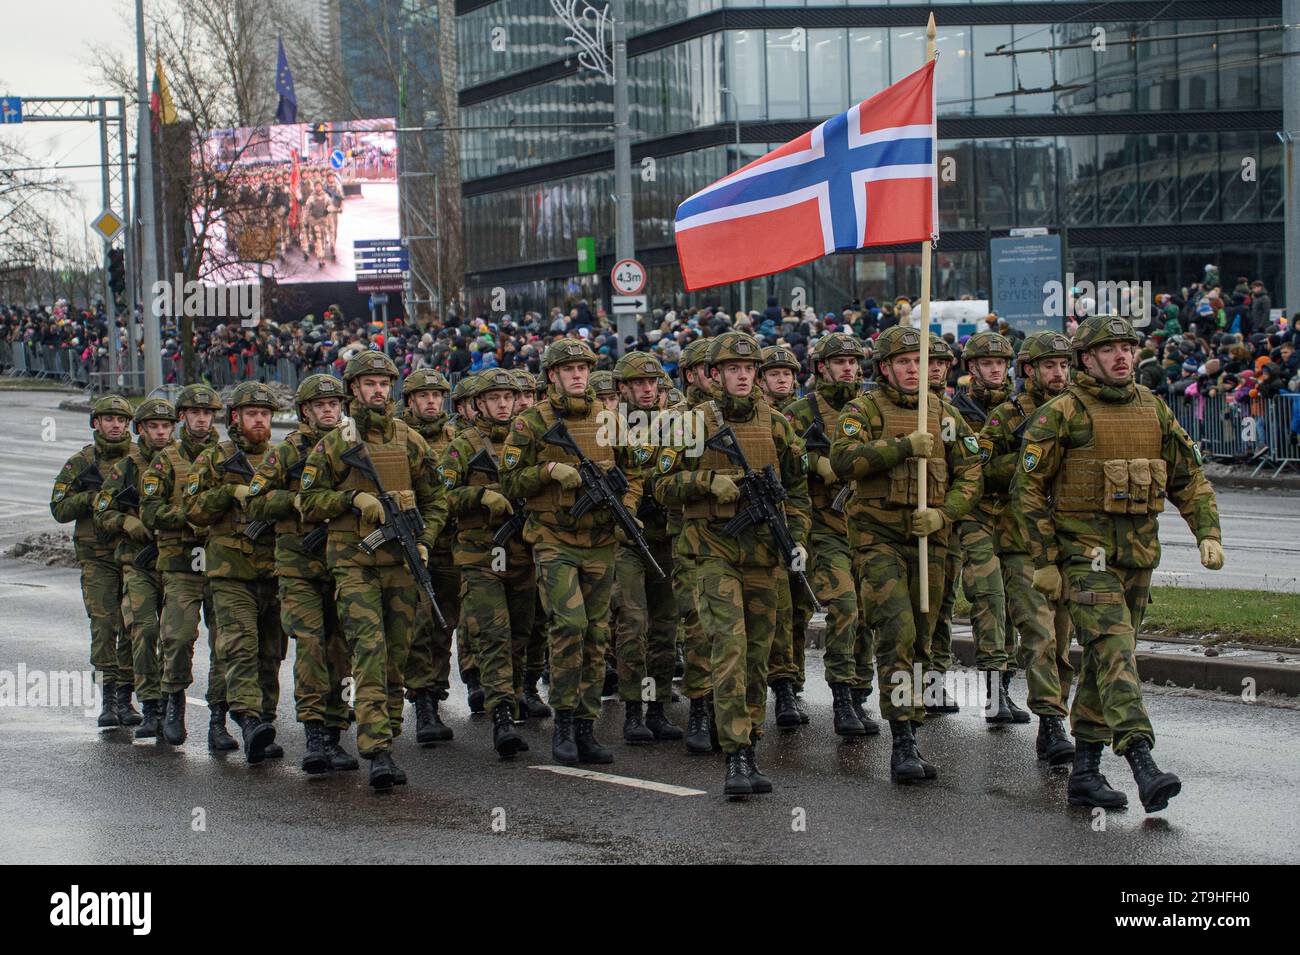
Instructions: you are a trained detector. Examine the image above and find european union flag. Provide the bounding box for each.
[275,37,297,126]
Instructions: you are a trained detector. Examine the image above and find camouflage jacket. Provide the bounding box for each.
[782,380,858,537]
[93,436,166,567]
[654,390,809,567]
[50,433,132,560]
[828,381,981,548]
[185,430,277,580]
[979,380,1054,557]
[1011,373,1221,571]
[402,409,458,552]
[298,402,448,567]
[950,378,1010,525]
[614,404,667,542]
[437,416,531,569]
[244,423,330,580]
[141,429,217,573]
[664,382,716,540]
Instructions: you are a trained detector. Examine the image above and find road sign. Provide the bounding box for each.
[611,258,646,296]
[368,293,389,308]
[0,97,21,124]
[329,149,345,169]
[91,208,124,242]
[354,238,403,249]
[611,295,647,314]
[358,277,404,293]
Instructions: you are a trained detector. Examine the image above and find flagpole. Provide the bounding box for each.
[918,13,936,614]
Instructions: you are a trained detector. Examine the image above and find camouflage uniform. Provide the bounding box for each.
[511,369,549,690]
[925,336,960,677]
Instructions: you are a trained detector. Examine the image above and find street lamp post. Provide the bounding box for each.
[134,0,161,393]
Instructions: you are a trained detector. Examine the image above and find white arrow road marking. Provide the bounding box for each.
[531,765,706,796]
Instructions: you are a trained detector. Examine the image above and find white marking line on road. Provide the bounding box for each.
[531,765,706,796]
[187,697,208,708]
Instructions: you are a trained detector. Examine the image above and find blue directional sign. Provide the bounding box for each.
[0,97,22,124]
[354,238,408,276]
[329,149,345,169]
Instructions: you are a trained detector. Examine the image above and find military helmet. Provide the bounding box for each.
[228,381,278,410]
[89,393,133,425]
[342,349,400,381]
[1016,330,1074,373]
[872,325,925,362]
[451,373,480,405]
[175,384,222,412]
[706,331,762,367]
[295,374,346,417]
[401,369,450,399]
[1072,315,1141,352]
[929,333,955,362]
[473,368,522,399]
[811,332,866,365]
[590,370,617,396]
[678,338,712,372]
[510,369,536,392]
[132,397,177,431]
[962,330,1014,364]
[613,351,665,383]
[759,345,800,373]
[542,338,597,369]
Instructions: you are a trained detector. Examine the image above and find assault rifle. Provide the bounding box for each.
[221,450,273,542]
[112,483,159,570]
[72,464,104,493]
[800,421,852,513]
[466,445,527,548]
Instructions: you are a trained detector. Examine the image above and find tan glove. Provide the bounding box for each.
[614,516,645,545]
[352,491,385,525]
[481,489,514,520]
[393,489,417,512]
[905,430,935,458]
[709,472,740,504]
[814,456,838,484]
[547,462,581,490]
[1199,539,1225,570]
[122,514,152,544]
[417,543,429,564]
[231,484,252,505]
[293,493,306,518]
[910,508,946,537]
[1031,565,1063,600]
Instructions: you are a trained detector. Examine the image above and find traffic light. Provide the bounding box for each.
[107,249,125,295]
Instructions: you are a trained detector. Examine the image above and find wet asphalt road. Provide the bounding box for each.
[2,553,1297,865]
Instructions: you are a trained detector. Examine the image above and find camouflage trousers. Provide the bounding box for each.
[80,554,132,686]
[854,590,877,694]
[210,577,285,720]
[279,574,351,729]
[526,591,546,681]
[332,562,418,757]
[1065,564,1154,754]
[1002,553,1073,718]
[811,533,868,687]
[768,565,810,690]
[405,557,461,700]
[855,535,947,724]
[613,539,676,704]
[533,539,613,721]
[159,571,226,705]
[956,518,1009,670]
[931,546,962,671]
[120,564,164,702]
[673,542,711,700]
[460,560,536,717]
[696,557,777,753]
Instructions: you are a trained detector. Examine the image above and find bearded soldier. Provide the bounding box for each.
[830,325,981,784]
[244,374,358,775]
[51,394,138,729]
[186,383,285,764]
[1012,316,1223,813]
[782,333,879,737]
[655,331,810,797]
[499,339,624,767]
[93,398,176,740]
[925,335,963,713]
[299,351,449,790]
[981,331,1076,766]
[143,384,233,749]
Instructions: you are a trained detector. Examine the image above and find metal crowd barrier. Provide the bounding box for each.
[1166,390,1300,477]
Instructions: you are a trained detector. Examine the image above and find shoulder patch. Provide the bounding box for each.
[247,476,265,496]
[448,448,459,458]
[634,445,652,465]
[963,435,980,456]
[989,417,1000,428]
[840,416,863,438]
[96,495,109,512]
[52,483,68,503]
[1022,443,1044,473]
[438,464,458,489]
[514,420,526,432]
[143,475,161,497]
[1038,415,1048,424]
[658,447,679,474]
[186,478,200,495]
[300,465,317,490]
[314,442,324,454]
[154,460,165,472]
[502,446,521,470]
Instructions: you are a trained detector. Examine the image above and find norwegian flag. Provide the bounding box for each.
[674,60,937,291]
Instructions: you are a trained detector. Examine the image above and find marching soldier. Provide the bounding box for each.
[51,394,138,729]
[398,368,461,742]
[782,333,879,737]
[244,374,358,775]
[1012,316,1223,812]
[93,398,177,740]
[509,368,551,716]
[611,351,681,744]
[186,382,285,764]
[592,370,619,412]
[437,369,537,757]
[299,351,449,790]
[830,325,981,784]
[450,373,480,435]
[499,339,624,767]
[143,384,233,749]
[926,335,963,712]
[655,331,810,797]
[981,331,1076,765]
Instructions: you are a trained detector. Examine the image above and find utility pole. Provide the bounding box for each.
[610,0,635,350]
[135,0,162,392]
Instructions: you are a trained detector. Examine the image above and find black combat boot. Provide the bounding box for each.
[368,751,396,790]
[601,659,619,698]
[850,687,881,735]
[207,703,238,752]
[793,688,810,725]
[1037,715,1075,766]
[464,669,486,714]
[115,684,143,726]
[685,697,712,754]
[392,758,407,785]
[134,699,162,740]
[323,726,359,771]
[772,678,801,729]
[492,701,527,758]
[1067,740,1128,809]
[551,710,579,766]
[1001,670,1032,723]
[723,749,753,797]
[644,701,683,741]
[889,720,926,784]
[521,678,552,718]
[983,670,1013,724]
[161,690,186,745]
[302,722,329,775]
[831,683,866,737]
[97,682,121,729]
[746,736,772,794]
[415,689,453,745]
[575,718,614,764]
[1123,739,1181,813]
[622,701,654,743]
[235,711,275,764]
[260,716,284,758]
[909,722,939,780]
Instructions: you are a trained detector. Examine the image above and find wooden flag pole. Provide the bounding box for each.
[917,13,936,613]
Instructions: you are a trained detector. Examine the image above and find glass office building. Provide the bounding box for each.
[454,0,1286,318]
